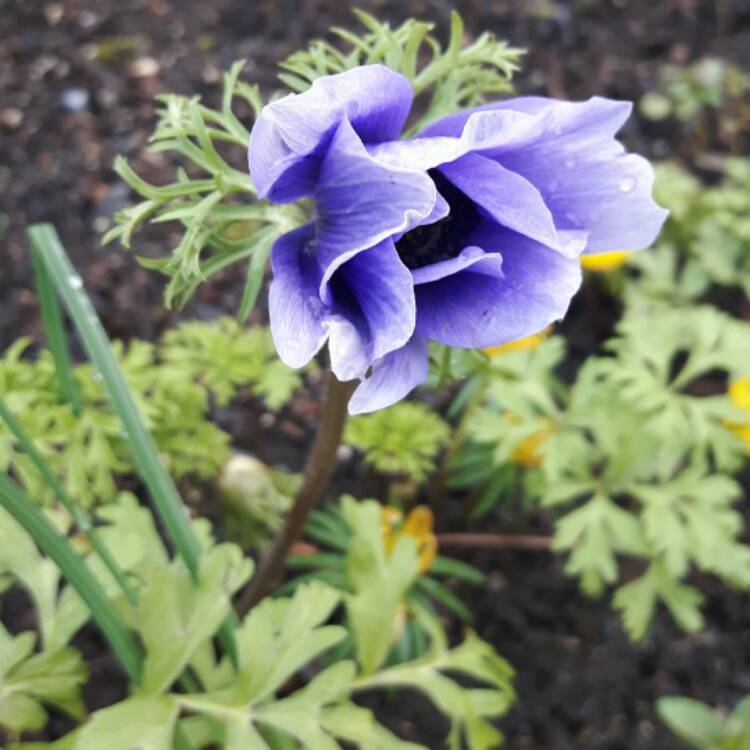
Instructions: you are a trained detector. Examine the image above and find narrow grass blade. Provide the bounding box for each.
[0,398,138,606]
[30,243,83,415]
[26,223,238,661]
[27,224,202,574]
[0,473,142,683]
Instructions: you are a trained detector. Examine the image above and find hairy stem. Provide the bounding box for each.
[237,372,356,614]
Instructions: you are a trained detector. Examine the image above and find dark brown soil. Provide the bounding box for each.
[2,1,750,748]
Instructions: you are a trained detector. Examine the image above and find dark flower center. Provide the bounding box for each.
[395,170,479,271]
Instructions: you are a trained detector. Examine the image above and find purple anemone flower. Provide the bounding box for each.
[248,65,667,413]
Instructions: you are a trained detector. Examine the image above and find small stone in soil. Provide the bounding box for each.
[60,88,90,112]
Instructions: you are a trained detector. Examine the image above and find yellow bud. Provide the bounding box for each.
[729,377,750,412]
[417,535,438,574]
[510,431,550,468]
[726,378,750,456]
[380,505,437,574]
[402,506,434,538]
[503,414,554,468]
[580,251,632,272]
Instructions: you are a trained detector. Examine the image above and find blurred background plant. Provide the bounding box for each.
[640,57,750,153]
[658,695,750,750]
[0,318,306,508]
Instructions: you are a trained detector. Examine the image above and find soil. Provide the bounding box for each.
[2,1,750,748]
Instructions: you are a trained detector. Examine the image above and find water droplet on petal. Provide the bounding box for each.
[619,177,636,193]
[68,275,83,289]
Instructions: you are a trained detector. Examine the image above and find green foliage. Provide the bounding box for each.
[453,302,750,639]
[3,490,513,749]
[0,625,87,735]
[639,57,749,129]
[342,497,421,674]
[105,60,305,312]
[625,159,750,310]
[136,542,252,695]
[0,503,89,650]
[0,318,304,507]
[447,336,565,518]
[286,498,486,647]
[355,608,516,750]
[345,402,451,482]
[657,695,750,750]
[543,311,750,636]
[1,459,510,749]
[280,10,522,132]
[598,307,749,473]
[160,317,304,410]
[462,336,564,465]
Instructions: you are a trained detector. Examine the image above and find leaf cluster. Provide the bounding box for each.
[624,159,750,309]
[2,495,513,750]
[345,402,451,482]
[454,304,750,640]
[105,60,305,313]
[0,318,304,507]
[658,695,750,750]
[280,11,522,132]
[639,57,749,125]
[286,497,486,637]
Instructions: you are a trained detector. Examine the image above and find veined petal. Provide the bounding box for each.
[248,65,413,202]
[268,223,329,368]
[419,95,623,140]
[411,245,503,285]
[348,336,429,415]
[423,96,667,252]
[315,119,437,295]
[368,108,538,171]
[325,238,416,382]
[490,99,667,252]
[538,152,667,253]
[438,153,562,251]
[415,222,582,348]
[367,136,465,171]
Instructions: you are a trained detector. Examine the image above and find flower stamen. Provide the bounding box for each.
[395,170,479,271]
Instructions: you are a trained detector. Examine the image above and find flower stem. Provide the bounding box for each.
[237,372,355,614]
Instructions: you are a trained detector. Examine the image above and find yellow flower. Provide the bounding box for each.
[484,326,552,356]
[729,377,750,411]
[504,413,554,468]
[580,250,632,272]
[511,430,550,468]
[727,377,750,455]
[381,505,437,574]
